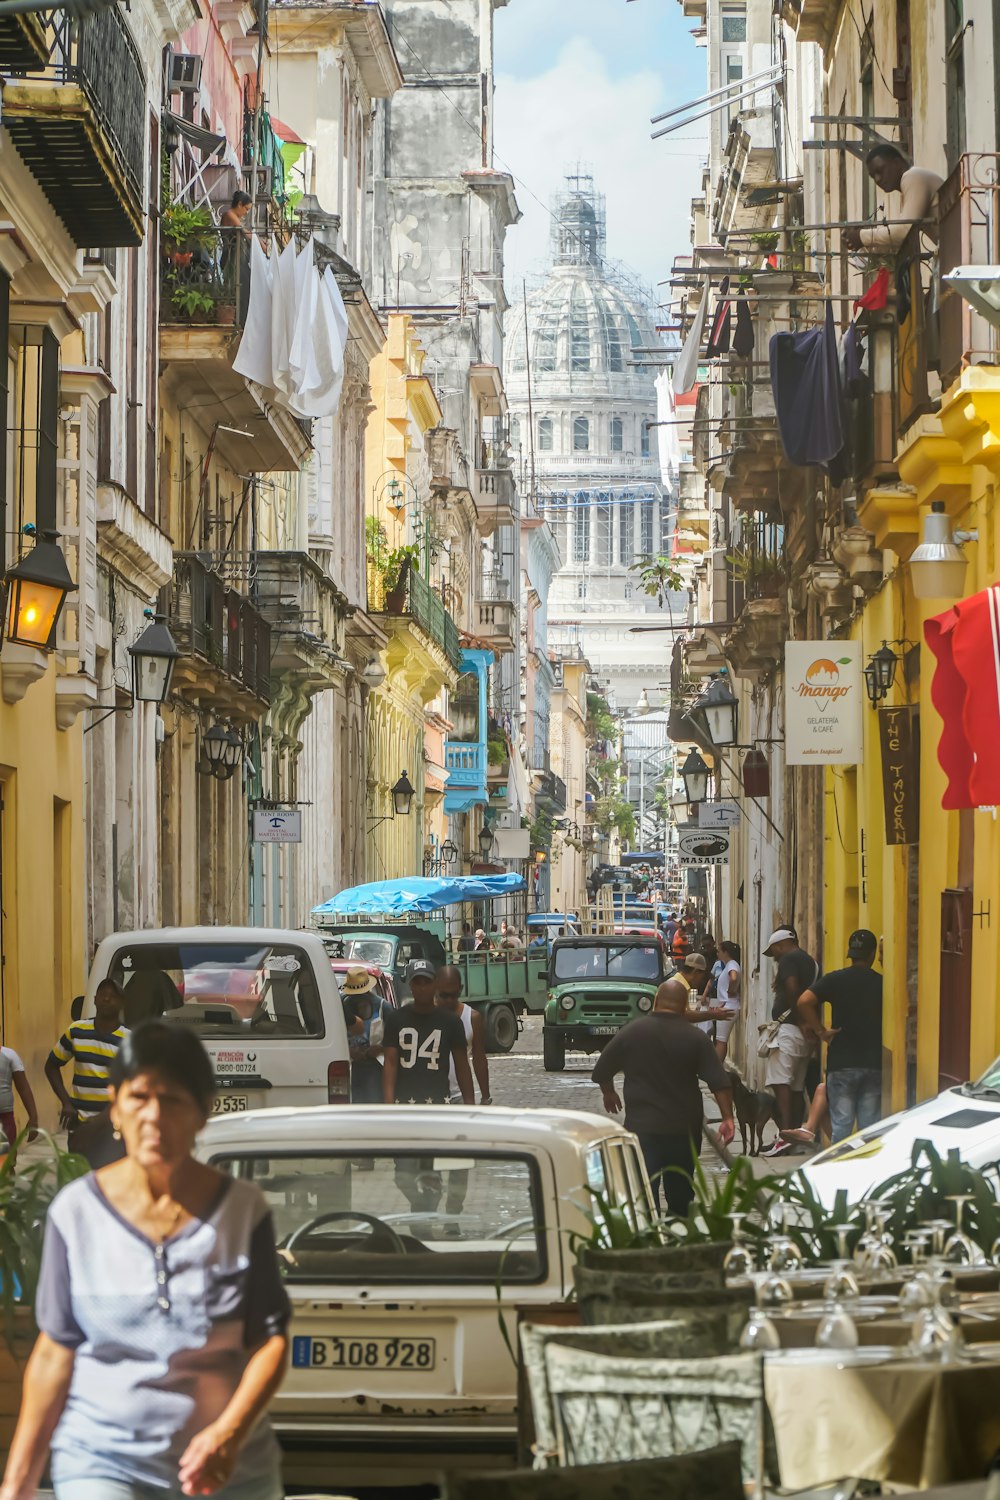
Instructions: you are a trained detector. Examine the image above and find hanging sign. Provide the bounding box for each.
[878,705,920,846]
[785,642,864,765]
[677,828,730,866]
[253,809,302,844]
[698,800,741,829]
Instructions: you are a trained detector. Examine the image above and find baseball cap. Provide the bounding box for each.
[683,952,708,972]
[847,928,878,960]
[764,927,797,956]
[408,959,437,980]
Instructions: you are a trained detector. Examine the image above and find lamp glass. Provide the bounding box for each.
[392,770,415,816]
[220,727,242,771]
[202,724,228,769]
[872,643,897,693]
[909,555,969,601]
[441,838,458,863]
[478,825,494,856]
[6,576,65,649]
[681,749,710,806]
[704,697,738,747]
[863,661,883,706]
[128,617,179,704]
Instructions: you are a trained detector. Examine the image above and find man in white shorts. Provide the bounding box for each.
[762,927,819,1139]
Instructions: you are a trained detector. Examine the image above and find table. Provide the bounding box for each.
[765,1351,1000,1490]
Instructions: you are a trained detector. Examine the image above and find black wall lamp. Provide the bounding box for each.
[680,748,711,806]
[199,722,243,781]
[3,528,77,650]
[862,639,916,706]
[369,769,416,829]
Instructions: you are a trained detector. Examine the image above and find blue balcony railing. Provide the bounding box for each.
[445,741,485,788]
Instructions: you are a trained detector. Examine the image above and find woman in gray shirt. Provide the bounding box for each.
[0,1021,290,1500]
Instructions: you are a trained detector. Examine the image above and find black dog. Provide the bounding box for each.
[726,1068,778,1156]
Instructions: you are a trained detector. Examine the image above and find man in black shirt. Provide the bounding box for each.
[592,978,734,1215]
[382,961,474,1105]
[798,928,882,1143]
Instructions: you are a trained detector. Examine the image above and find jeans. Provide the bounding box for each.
[827,1067,882,1143]
[636,1131,698,1216]
[54,1476,283,1500]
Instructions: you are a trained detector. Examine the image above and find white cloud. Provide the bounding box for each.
[495,36,706,297]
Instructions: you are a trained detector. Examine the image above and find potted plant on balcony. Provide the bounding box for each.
[169,285,217,323]
[383,543,420,613]
[726,549,786,601]
[161,201,216,266]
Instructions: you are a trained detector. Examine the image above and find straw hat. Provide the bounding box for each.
[341,966,377,996]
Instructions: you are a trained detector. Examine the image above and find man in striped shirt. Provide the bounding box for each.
[45,980,127,1131]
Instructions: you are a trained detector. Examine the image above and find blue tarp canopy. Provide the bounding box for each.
[312,873,526,917]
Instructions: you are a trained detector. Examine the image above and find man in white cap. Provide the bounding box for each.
[760,927,819,1144]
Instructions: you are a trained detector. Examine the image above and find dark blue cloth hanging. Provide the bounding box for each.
[769,303,847,481]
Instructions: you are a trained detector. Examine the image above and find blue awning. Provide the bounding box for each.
[312,873,526,917]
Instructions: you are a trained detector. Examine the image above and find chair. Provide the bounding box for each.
[520,1317,732,1468]
[441,1443,745,1500]
[543,1343,765,1489]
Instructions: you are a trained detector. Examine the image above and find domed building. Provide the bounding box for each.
[504,176,675,709]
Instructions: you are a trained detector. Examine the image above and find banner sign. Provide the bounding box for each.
[878,705,920,846]
[677,828,730,866]
[253,809,302,844]
[785,642,864,765]
[699,800,741,829]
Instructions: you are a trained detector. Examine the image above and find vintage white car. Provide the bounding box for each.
[198,1104,655,1486]
[802,1057,1000,1208]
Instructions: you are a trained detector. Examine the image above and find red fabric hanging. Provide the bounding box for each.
[924,585,1000,808]
[853,267,891,316]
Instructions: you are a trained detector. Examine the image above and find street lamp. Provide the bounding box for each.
[361,655,386,689]
[680,748,710,806]
[863,642,899,705]
[441,838,459,864]
[478,824,495,858]
[127,613,179,705]
[636,688,651,715]
[391,770,416,816]
[201,723,242,781]
[694,675,739,747]
[3,529,77,649]
[909,502,976,600]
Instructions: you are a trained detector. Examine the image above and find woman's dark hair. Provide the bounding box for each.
[231,190,252,208]
[719,940,741,963]
[108,1019,216,1112]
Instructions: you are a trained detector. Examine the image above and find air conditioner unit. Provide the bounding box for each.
[243,165,272,200]
[169,51,203,92]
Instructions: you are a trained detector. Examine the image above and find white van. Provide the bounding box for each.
[86,927,351,1112]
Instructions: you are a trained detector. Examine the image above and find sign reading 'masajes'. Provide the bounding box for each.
[784,642,864,766]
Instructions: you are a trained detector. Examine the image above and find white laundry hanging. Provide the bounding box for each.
[231,235,275,387]
[672,286,709,398]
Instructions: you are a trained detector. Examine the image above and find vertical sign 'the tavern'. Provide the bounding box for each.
[785,642,864,765]
[877,705,920,845]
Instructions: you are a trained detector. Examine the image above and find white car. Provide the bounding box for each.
[801,1060,1000,1208]
[198,1104,655,1486]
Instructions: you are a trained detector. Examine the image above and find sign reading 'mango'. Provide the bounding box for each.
[784,642,864,766]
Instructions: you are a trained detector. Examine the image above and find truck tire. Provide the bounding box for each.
[542,1028,566,1072]
[486,1004,518,1054]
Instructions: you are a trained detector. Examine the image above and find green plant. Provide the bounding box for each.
[751,230,780,255]
[586,691,616,745]
[365,514,389,566]
[384,543,420,592]
[169,285,216,320]
[487,735,508,767]
[726,551,786,596]
[661,1157,778,1248]
[0,1133,88,1350]
[629,553,684,608]
[161,201,216,250]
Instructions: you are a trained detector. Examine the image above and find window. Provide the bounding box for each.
[573,494,590,562]
[721,8,746,41]
[510,417,521,449]
[552,943,663,982]
[110,941,324,1038]
[535,325,557,372]
[946,0,966,169]
[573,417,589,452]
[570,291,591,371]
[641,497,655,556]
[610,417,623,452]
[640,420,651,458]
[538,417,553,451]
[214,1151,546,1283]
[618,499,632,566]
[595,494,613,565]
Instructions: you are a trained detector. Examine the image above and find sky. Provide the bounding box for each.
[493,0,708,298]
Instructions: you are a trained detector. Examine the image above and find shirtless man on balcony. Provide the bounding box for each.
[843,144,943,252]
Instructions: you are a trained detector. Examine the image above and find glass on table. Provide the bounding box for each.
[724,1213,756,1279]
[768,1207,805,1274]
[823,1225,861,1307]
[815,1303,860,1350]
[909,1276,966,1363]
[944,1194,984,1266]
[741,1273,783,1351]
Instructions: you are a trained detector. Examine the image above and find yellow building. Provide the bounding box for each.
[364,314,459,879]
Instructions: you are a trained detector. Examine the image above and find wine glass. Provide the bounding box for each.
[990,1235,1000,1269]
[816,1302,859,1350]
[759,1266,794,1312]
[824,1224,861,1307]
[909,1277,965,1362]
[768,1207,804,1274]
[724,1214,755,1279]
[853,1205,881,1270]
[944,1194,984,1266]
[741,1273,783,1351]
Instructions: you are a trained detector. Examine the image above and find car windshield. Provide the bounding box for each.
[108,942,323,1039]
[212,1151,545,1283]
[552,944,661,982]
[970,1056,1000,1093]
[340,938,395,967]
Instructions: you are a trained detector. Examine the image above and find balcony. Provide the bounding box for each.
[159,232,313,475]
[169,553,271,710]
[222,551,348,692]
[4,6,145,247]
[476,595,516,653]
[0,9,46,68]
[784,0,838,50]
[536,768,567,815]
[444,646,493,814]
[713,109,778,243]
[368,562,461,671]
[475,444,518,534]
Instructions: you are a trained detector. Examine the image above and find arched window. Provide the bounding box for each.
[610,417,623,452]
[573,417,589,452]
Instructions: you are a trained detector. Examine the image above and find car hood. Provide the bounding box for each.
[801,1084,1000,1208]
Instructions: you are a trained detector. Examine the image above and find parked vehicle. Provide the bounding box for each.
[85,927,352,1111]
[802,1053,1000,1208]
[328,959,399,1014]
[542,934,667,1072]
[197,1104,655,1485]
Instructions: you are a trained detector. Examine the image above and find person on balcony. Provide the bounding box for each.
[842,145,943,252]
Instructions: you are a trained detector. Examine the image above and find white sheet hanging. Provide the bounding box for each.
[270,237,299,400]
[672,286,709,398]
[231,236,275,387]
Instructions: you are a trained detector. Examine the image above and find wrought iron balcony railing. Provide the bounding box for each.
[367,561,461,669]
[4,5,145,247]
[160,230,251,328]
[170,553,272,703]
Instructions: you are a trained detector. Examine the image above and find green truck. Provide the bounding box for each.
[542,934,668,1072]
[318,922,548,1052]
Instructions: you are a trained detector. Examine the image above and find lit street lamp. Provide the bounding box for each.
[3,529,77,649]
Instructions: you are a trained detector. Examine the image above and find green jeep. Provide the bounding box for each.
[542,935,667,1072]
